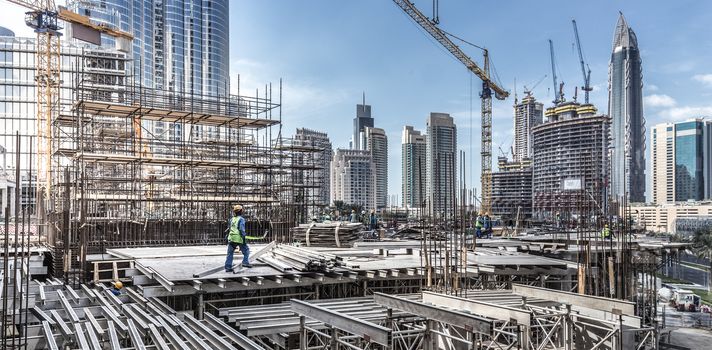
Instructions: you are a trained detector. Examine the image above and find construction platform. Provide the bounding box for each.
[94,242,579,300]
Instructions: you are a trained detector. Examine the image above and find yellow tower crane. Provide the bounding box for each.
[5,0,132,205]
[392,0,508,215]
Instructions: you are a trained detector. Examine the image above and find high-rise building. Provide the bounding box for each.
[294,128,333,209]
[364,127,388,209]
[651,119,712,203]
[532,102,610,220]
[426,113,456,218]
[70,0,230,96]
[513,94,543,162]
[330,149,376,210]
[351,95,374,150]
[491,158,533,220]
[401,126,426,209]
[608,12,646,203]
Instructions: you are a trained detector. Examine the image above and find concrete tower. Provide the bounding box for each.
[401,126,426,208]
[330,149,376,210]
[364,127,388,209]
[608,12,646,203]
[426,113,457,218]
[513,94,543,162]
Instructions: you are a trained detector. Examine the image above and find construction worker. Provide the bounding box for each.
[225,204,251,272]
[475,213,483,238]
[601,224,612,240]
[369,210,378,230]
[110,281,123,296]
[483,213,493,239]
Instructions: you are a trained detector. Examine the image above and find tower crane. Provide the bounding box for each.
[572,19,592,104]
[548,39,562,105]
[4,0,132,203]
[523,74,547,98]
[392,0,509,215]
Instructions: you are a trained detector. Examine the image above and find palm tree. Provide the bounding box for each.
[692,227,712,292]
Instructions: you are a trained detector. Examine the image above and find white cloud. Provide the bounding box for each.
[644,94,677,108]
[645,84,659,92]
[659,106,712,121]
[693,74,712,87]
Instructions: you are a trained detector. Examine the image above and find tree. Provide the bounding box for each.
[692,227,712,292]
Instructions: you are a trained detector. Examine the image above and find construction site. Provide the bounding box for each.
[0,0,709,350]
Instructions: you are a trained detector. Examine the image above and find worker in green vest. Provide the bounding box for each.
[601,224,612,240]
[225,204,251,271]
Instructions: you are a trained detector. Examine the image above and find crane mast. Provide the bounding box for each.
[572,19,592,104]
[392,0,508,216]
[548,39,560,105]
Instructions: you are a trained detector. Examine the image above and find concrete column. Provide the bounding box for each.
[299,316,306,350]
[196,293,204,320]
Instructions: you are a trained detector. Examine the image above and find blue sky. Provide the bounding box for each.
[4,1,712,202]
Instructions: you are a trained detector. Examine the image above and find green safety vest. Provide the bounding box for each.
[228,216,245,244]
[602,227,610,238]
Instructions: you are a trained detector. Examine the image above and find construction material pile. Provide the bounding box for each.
[258,244,359,273]
[290,222,364,247]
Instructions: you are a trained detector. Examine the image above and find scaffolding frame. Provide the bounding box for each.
[45,52,325,285]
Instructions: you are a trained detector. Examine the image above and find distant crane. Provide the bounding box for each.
[392,0,509,215]
[523,74,547,98]
[549,39,562,105]
[572,19,592,104]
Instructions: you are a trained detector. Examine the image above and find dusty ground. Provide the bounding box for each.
[667,327,712,349]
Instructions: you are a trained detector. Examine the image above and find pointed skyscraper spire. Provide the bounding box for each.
[612,12,638,50]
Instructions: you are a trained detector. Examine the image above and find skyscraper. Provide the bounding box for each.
[364,127,388,209]
[351,94,374,150]
[651,119,712,203]
[513,93,543,162]
[295,128,333,209]
[71,0,230,96]
[330,149,376,210]
[608,12,646,202]
[401,126,426,208]
[426,113,456,218]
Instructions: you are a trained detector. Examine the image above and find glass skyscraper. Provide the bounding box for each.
[608,12,646,203]
[69,0,230,97]
[651,119,712,203]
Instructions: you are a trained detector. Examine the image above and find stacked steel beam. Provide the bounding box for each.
[290,222,364,247]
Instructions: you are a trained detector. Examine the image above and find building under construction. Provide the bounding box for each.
[491,157,532,222]
[532,101,610,221]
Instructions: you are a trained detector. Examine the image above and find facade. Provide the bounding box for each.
[330,149,376,210]
[491,158,532,220]
[0,35,128,208]
[294,128,333,209]
[364,127,388,209]
[651,119,712,204]
[532,102,610,220]
[608,12,646,203]
[513,94,543,162]
[351,99,374,150]
[401,126,426,208]
[632,202,712,234]
[426,113,457,218]
[70,0,230,96]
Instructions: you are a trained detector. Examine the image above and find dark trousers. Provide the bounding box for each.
[225,241,250,270]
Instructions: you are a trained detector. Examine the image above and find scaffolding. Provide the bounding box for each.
[44,52,325,284]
